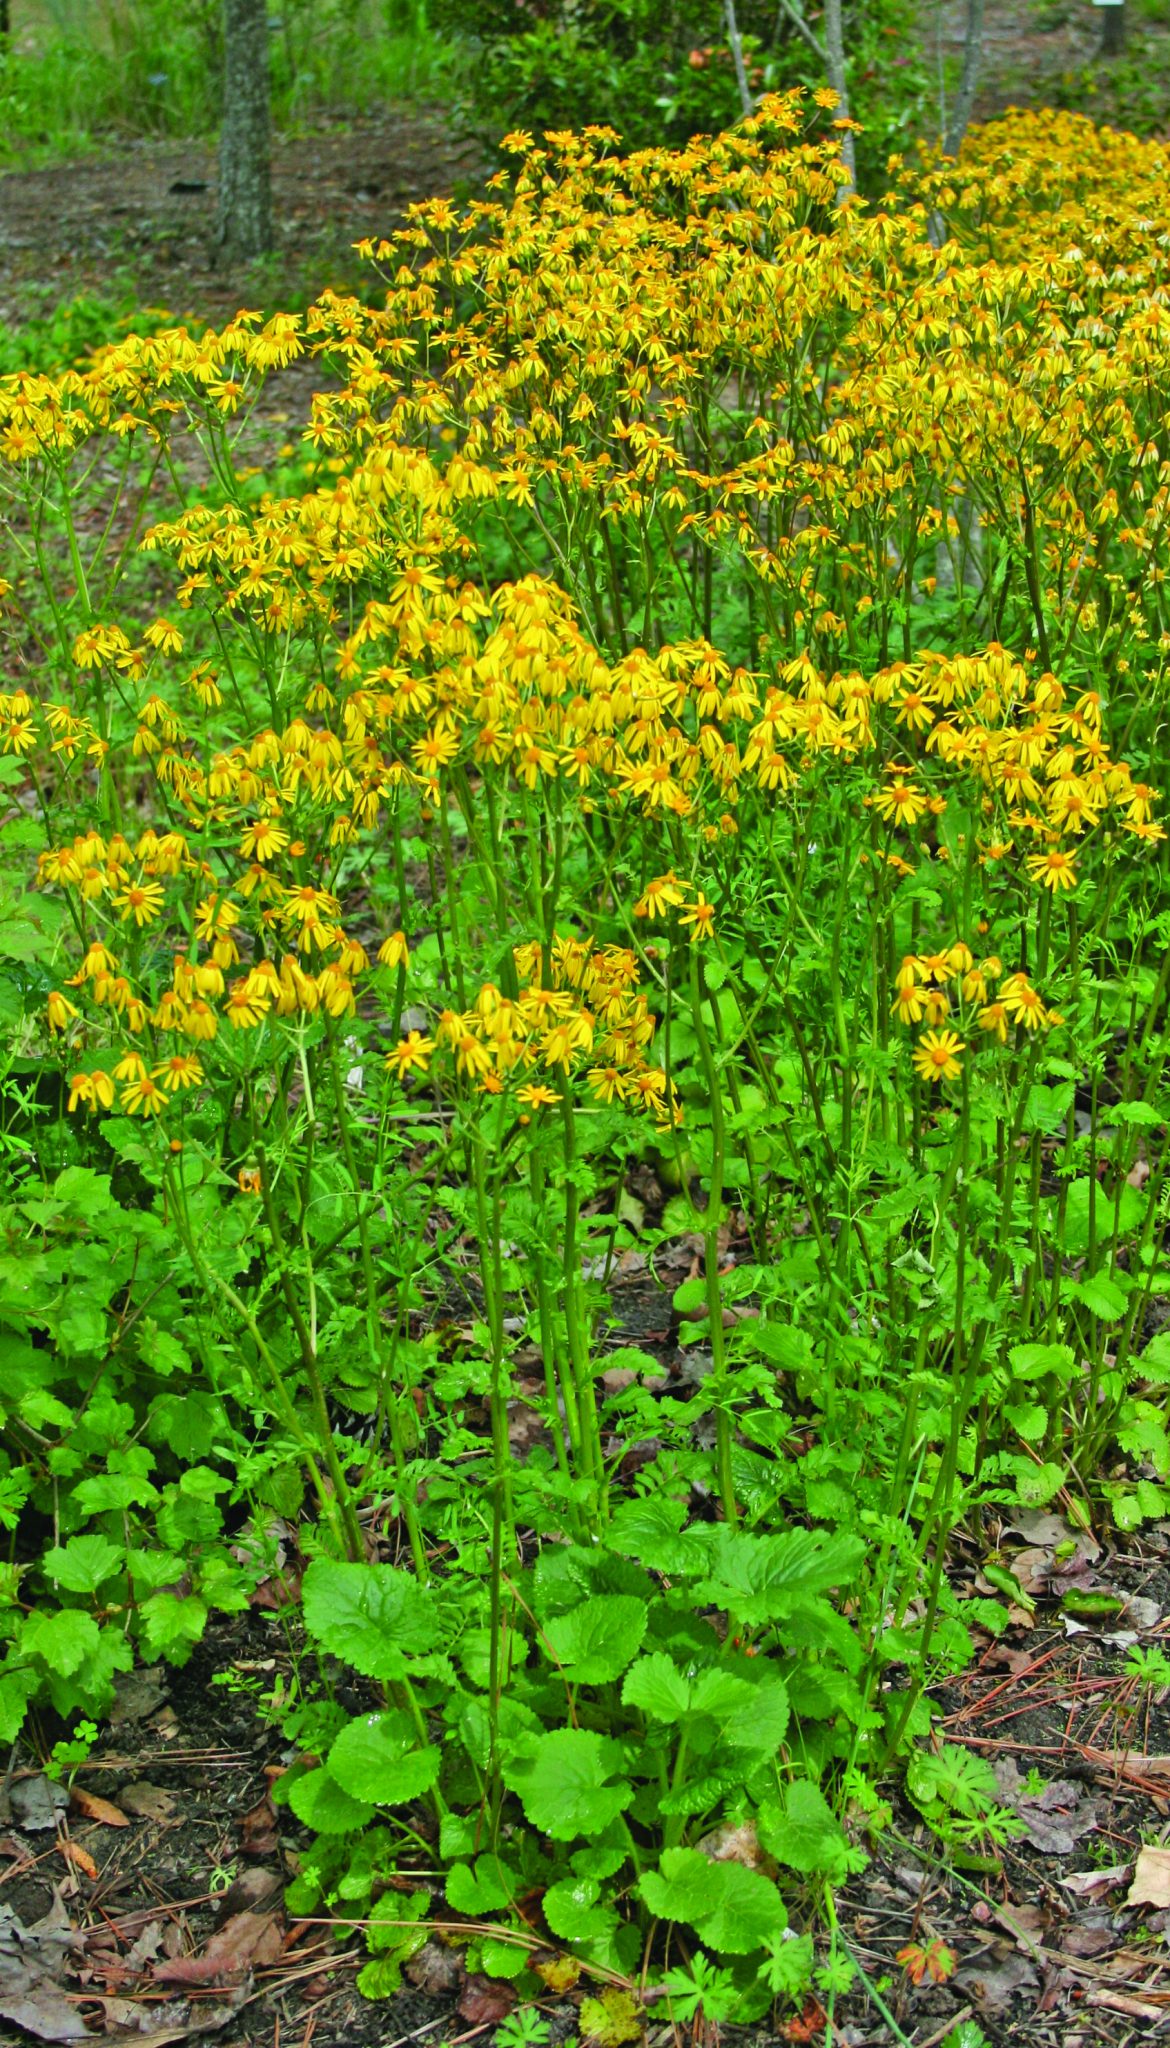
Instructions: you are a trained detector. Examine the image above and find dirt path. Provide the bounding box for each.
[0,104,483,327]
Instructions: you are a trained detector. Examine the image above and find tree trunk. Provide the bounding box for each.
[943,0,984,158]
[214,0,273,264]
[822,0,856,194]
[1101,1,1125,55]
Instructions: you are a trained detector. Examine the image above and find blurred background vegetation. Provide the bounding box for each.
[1,0,1168,181]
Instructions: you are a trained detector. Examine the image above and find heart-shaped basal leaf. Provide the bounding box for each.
[287,1764,375,1835]
[543,1594,647,1684]
[502,1728,634,1841]
[328,1710,441,1806]
[543,1873,620,1943]
[640,1846,787,1953]
[621,1650,692,1722]
[758,1779,853,1880]
[301,1559,439,1681]
[697,1527,865,1626]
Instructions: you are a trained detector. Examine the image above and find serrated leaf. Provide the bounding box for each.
[621,1651,691,1723]
[544,1594,647,1684]
[288,1765,374,1835]
[301,1558,438,1680]
[328,1711,440,1807]
[543,1874,619,1942]
[579,1988,643,2046]
[1007,1341,1074,1382]
[697,1527,864,1625]
[501,1728,633,1841]
[446,1854,518,1914]
[1069,1271,1128,1321]
[42,1534,124,1593]
[1005,1401,1048,1443]
[639,1846,786,1953]
[609,1495,697,1575]
[758,1780,852,1880]
[21,1607,100,1677]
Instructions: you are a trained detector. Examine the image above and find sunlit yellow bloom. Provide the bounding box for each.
[387,1031,435,1078]
[113,879,165,926]
[153,1055,203,1093]
[46,991,78,1032]
[377,931,410,970]
[1026,847,1078,892]
[911,1029,965,1085]
[122,1073,167,1116]
[978,1002,1009,1044]
[516,1083,561,1109]
[67,1070,115,1113]
[873,775,930,829]
[1000,975,1048,1031]
[678,894,716,943]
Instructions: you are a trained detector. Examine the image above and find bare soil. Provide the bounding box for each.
[0,103,483,328]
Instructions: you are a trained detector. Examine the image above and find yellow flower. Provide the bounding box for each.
[240,817,290,863]
[911,1029,965,1085]
[516,1082,561,1109]
[47,990,78,1032]
[387,1030,435,1078]
[633,872,685,921]
[67,1070,115,1113]
[153,1055,203,1093]
[113,879,165,926]
[678,894,716,943]
[1026,847,1078,892]
[873,775,930,829]
[978,1002,1009,1044]
[377,930,410,970]
[1000,974,1048,1031]
[121,1073,167,1116]
[144,617,184,655]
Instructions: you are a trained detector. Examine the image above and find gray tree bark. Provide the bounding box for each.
[822,0,857,193]
[943,0,985,158]
[214,0,273,264]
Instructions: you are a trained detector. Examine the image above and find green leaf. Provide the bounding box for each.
[328,1711,440,1807]
[139,1592,207,1662]
[1005,1402,1048,1443]
[1068,1271,1128,1321]
[446,1854,518,1915]
[1007,1341,1074,1382]
[639,1848,786,1954]
[21,1607,99,1677]
[698,1527,864,1625]
[301,1559,438,1681]
[609,1494,697,1575]
[288,1765,375,1835]
[502,1728,633,1841]
[543,1874,619,1943]
[544,1594,647,1684]
[42,1535,124,1593]
[758,1780,852,1880]
[621,1651,692,1723]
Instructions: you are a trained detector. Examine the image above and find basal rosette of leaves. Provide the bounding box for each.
[1,93,1169,2011]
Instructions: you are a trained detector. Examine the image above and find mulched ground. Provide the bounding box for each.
[0,103,484,328]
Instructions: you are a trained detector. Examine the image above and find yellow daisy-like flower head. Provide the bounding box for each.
[911,1029,965,1085]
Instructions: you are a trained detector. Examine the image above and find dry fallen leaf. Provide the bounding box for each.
[119,1781,178,1822]
[70,1786,129,1829]
[1126,1845,1170,1910]
[458,1972,516,2025]
[153,1909,284,1986]
[59,1840,98,1881]
[1061,1866,1131,1898]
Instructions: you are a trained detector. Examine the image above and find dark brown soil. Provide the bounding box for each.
[0,103,484,328]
